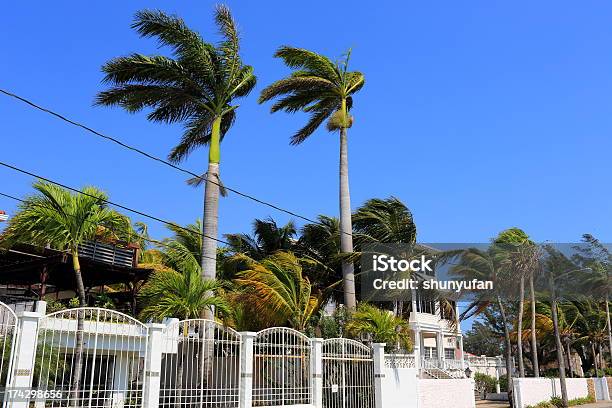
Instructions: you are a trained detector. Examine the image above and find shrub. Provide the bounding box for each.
[498,376,508,392]
[474,373,498,394]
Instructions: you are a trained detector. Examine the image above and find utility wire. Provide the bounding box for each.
[0,191,219,262]
[0,161,232,247]
[0,89,354,238]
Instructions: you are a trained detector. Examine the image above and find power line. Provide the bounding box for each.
[0,89,354,238]
[0,191,219,262]
[0,161,232,247]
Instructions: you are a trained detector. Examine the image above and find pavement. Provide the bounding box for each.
[475,401,612,408]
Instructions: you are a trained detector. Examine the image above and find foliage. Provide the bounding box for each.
[232,251,320,331]
[139,238,230,320]
[68,298,81,308]
[0,181,130,255]
[259,47,364,144]
[44,299,66,313]
[474,372,498,394]
[463,321,504,356]
[306,306,350,338]
[96,6,256,164]
[94,293,116,309]
[345,303,412,352]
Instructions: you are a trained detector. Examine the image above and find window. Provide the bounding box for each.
[424,347,438,359]
[445,348,456,360]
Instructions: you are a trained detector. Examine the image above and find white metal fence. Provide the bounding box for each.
[33,308,147,408]
[252,327,312,407]
[159,319,241,408]
[0,302,439,408]
[322,338,374,408]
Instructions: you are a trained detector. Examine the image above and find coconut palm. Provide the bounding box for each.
[345,303,412,352]
[96,6,256,319]
[259,48,364,310]
[232,251,319,331]
[0,181,129,407]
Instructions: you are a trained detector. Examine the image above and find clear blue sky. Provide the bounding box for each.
[1,1,611,247]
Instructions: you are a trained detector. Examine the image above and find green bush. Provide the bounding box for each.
[474,373,498,394]
[498,376,508,392]
[532,395,596,408]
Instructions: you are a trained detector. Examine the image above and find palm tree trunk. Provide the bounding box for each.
[530,273,540,377]
[606,297,612,366]
[497,296,514,407]
[339,120,356,310]
[550,283,569,408]
[517,275,525,377]
[592,342,599,376]
[599,342,604,371]
[71,250,86,407]
[565,339,573,378]
[200,116,222,320]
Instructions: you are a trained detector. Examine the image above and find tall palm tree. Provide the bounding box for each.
[96,6,256,319]
[0,181,129,407]
[450,247,516,406]
[259,48,364,310]
[494,228,537,378]
[232,251,320,330]
[573,234,612,365]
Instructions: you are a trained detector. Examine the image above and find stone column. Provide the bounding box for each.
[311,338,323,408]
[373,343,386,408]
[142,323,165,408]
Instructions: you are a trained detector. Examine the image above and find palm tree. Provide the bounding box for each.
[494,228,538,378]
[573,234,612,365]
[0,181,129,407]
[353,197,418,317]
[450,247,516,406]
[96,6,256,319]
[138,241,229,321]
[225,217,296,260]
[345,303,412,352]
[232,251,320,331]
[259,48,364,310]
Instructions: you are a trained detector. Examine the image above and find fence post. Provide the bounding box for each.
[311,338,323,408]
[10,311,41,408]
[373,343,386,408]
[239,332,255,408]
[142,323,165,408]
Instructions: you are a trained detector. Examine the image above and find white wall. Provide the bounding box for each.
[380,367,419,408]
[513,378,589,408]
[418,379,475,408]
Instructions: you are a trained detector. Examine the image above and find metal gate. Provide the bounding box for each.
[322,338,374,408]
[32,307,148,408]
[159,319,241,408]
[252,327,312,407]
[0,302,18,404]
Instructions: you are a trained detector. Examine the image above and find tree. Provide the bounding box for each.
[0,181,129,407]
[138,240,229,321]
[573,234,612,365]
[353,197,418,317]
[494,228,538,378]
[225,217,296,260]
[259,47,364,310]
[96,6,256,319]
[345,303,412,352]
[463,321,504,357]
[232,251,320,331]
[450,247,516,406]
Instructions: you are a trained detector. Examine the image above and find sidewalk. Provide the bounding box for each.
[476,401,612,408]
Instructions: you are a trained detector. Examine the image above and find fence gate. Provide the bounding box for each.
[253,328,312,407]
[33,307,148,408]
[159,319,241,408]
[0,302,18,404]
[322,338,375,408]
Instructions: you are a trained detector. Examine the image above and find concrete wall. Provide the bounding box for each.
[513,378,589,408]
[380,367,419,408]
[418,379,475,408]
